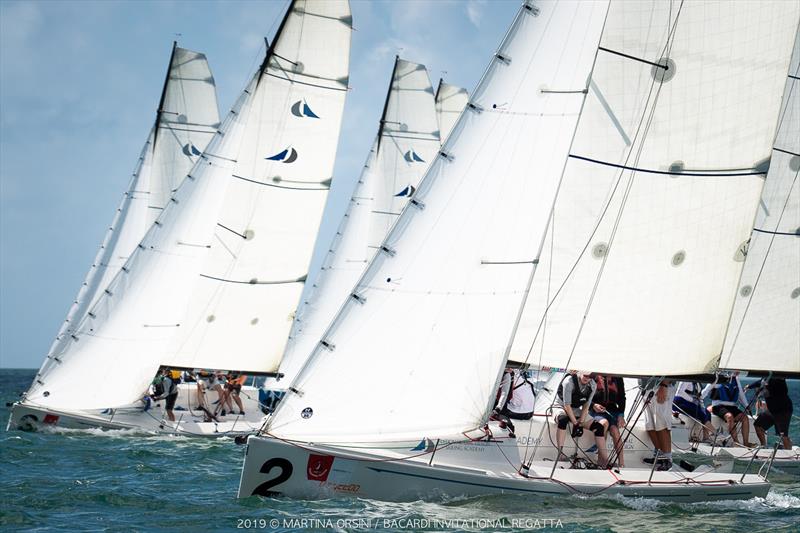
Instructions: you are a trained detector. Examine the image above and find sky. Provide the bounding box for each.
[0,0,518,368]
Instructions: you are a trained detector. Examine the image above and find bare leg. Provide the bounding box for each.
[755,425,767,446]
[166,409,175,422]
[232,392,244,413]
[610,425,624,467]
[725,413,739,443]
[781,434,793,449]
[740,415,754,446]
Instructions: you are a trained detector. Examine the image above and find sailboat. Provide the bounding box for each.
[8,43,220,432]
[8,0,353,436]
[239,0,799,502]
[673,30,800,475]
[273,57,461,388]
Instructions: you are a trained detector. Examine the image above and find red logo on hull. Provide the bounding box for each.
[43,414,60,425]
[306,454,334,482]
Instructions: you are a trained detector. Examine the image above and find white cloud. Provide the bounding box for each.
[466,0,487,28]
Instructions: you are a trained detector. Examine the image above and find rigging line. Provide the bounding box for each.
[199,273,304,285]
[720,170,799,366]
[773,147,800,158]
[217,223,247,240]
[521,1,685,370]
[567,154,766,177]
[752,227,799,237]
[481,260,538,265]
[231,174,329,190]
[789,74,800,81]
[597,46,669,70]
[264,71,348,92]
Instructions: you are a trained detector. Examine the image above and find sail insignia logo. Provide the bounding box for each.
[395,184,416,198]
[291,99,319,119]
[266,147,299,163]
[404,149,425,163]
[182,143,202,157]
[301,407,313,419]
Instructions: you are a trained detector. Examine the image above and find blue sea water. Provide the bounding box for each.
[1,368,799,532]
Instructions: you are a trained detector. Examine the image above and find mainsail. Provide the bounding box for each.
[278,57,445,384]
[434,79,468,143]
[719,30,800,376]
[30,44,219,401]
[507,0,799,376]
[165,0,352,374]
[269,0,611,442]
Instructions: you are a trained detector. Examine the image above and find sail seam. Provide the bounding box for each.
[264,71,348,92]
[199,273,304,285]
[231,174,329,190]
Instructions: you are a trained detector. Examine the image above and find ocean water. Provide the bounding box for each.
[1,368,798,533]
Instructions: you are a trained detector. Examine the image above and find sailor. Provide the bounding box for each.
[641,378,676,471]
[590,374,626,468]
[555,372,598,460]
[224,373,247,416]
[494,368,536,420]
[151,368,180,422]
[673,381,715,442]
[702,372,755,447]
[747,377,793,450]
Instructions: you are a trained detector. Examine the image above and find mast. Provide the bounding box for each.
[376,56,400,152]
[258,0,295,85]
[153,41,178,148]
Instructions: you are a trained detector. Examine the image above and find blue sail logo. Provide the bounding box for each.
[290,100,319,119]
[404,149,425,163]
[265,147,299,163]
[394,184,416,198]
[182,143,202,157]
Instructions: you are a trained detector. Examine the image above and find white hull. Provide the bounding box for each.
[7,384,266,437]
[672,413,799,477]
[238,433,770,502]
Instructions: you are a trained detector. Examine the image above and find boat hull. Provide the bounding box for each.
[7,384,266,437]
[238,434,770,503]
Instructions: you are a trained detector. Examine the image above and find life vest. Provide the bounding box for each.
[499,370,536,415]
[710,379,738,405]
[557,374,592,408]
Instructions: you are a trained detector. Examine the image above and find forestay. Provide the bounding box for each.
[29,45,220,407]
[269,1,611,442]
[165,0,352,374]
[720,30,800,376]
[278,58,443,384]
[435,80,469,143]
[509,0,799,376]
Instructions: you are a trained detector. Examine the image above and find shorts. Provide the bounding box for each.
[226,383,242,394]
[165,392,178,411]
[645,398,673,431]
[673,397,710,423]
[754,410,791,436]
[501,407,532,420]
[711,404,742,420]
[555,408,586,429]
[591,410,623,427]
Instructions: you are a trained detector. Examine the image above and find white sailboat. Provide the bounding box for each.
[8,43,220,431]
[9,0,354,437]
[239,0,799,502]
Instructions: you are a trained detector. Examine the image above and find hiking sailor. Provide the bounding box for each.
[555,371,599,461]
[151,368,180,422]
[702,372,755,447]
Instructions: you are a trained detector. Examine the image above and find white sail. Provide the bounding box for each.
[268,1,611,442]
[278,57,441,384]
[719,30,800,375]
[164,0,352,374]
[31,45,219,398]
[435,79,468,143]
[508,0,799,376]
